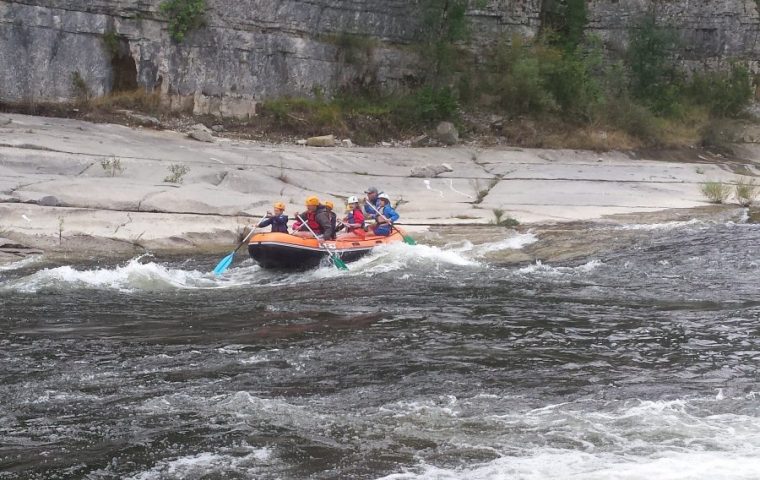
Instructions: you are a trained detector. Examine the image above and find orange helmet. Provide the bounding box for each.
[324,200,334,209]
[305,196,320,206]
[273,201,285,210]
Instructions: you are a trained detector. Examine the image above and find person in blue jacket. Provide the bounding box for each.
[363,186,383,220]
[371,193,399,236]
[258,201,289,233]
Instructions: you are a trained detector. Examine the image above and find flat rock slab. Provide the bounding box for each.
[1,113,757,252]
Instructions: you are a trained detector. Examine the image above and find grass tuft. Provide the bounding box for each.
[700,181,732,204]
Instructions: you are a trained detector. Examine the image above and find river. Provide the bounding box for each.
[1,219,759,479]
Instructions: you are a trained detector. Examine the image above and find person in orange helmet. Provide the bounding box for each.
[292,196,334,239]
[257,201,289,233]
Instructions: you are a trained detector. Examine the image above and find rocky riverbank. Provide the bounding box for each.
[0,113,757,266]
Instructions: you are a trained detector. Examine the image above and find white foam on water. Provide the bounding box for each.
[609,219,703,231]
[0,255,41,272]
[2,256,254,293]
[127,445,274,480]
[0,232,533,291]
[376,450,760,480]
[375,396,760,480]
[469,232,538,256]
[518,259,603,276]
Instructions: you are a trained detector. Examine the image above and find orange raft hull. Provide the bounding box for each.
[247,229,405,270]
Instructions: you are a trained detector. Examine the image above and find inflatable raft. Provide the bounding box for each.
[248,230,405,270]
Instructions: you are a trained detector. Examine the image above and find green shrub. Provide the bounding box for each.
[101,156,125,177]
[391,86,458,126]
[71,71,90,101]
[598,95,663,144]
[102,31,120,58]
[735,177,759,206]
[160,0,206,42]
[699,118,740,154]
[165,163,190,183]
[541,0,588,51]
[626,15,682,115]
[700,181,732,204]
[491,208,520,227]
[687,64,753,117]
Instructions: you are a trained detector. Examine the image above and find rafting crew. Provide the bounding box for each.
[262,189,398,239]
[258,201,289,233]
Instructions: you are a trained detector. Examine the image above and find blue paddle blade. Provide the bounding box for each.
[213,252,235,276]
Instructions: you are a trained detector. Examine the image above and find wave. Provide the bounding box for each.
[607,219,704,231]
[0,233,537,292]
[517,259,603,276]
[375,396,760,480]
[2,255,231,293]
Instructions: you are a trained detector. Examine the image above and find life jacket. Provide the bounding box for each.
[296,210,322,233]
[347,208,364,226]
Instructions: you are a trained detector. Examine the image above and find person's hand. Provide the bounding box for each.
[266,211,272,217]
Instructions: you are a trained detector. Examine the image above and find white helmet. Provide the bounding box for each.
[347,195,358,204]
[378,193,391,202]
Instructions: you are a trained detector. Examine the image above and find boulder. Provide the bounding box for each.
[37,195,61,207]
[411,134,430,147]
[341,138,354,148]
[435,121,459,145]
[306,135,335,147]
[121,111,161,127]
[410,163,455,178]
[211,124,225,132]
[188,124,214,143]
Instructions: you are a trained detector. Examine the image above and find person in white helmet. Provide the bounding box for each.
[340,195,366,238]
[371,193,399,236]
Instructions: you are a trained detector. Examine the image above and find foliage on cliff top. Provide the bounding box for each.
[160,0,206,42]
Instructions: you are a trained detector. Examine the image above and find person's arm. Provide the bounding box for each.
[258,217,273,228]
[354,209,365,225]
[316,210,333,239]
[386,206,399,223]
[363,201,376,219]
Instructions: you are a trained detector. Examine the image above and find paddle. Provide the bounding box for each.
[365,200,416,245]
[295,214,348,270]
[212,214,267,276]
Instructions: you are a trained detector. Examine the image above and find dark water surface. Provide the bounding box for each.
[1,223,759,479]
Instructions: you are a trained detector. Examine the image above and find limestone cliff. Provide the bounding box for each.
[1,0,758,117]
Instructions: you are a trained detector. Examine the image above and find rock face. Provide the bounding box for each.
[1,0,758,118]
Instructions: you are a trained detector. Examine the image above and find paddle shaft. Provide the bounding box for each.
[365,200,398,232]
[295,214,345,267]
[235,213,268,252]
